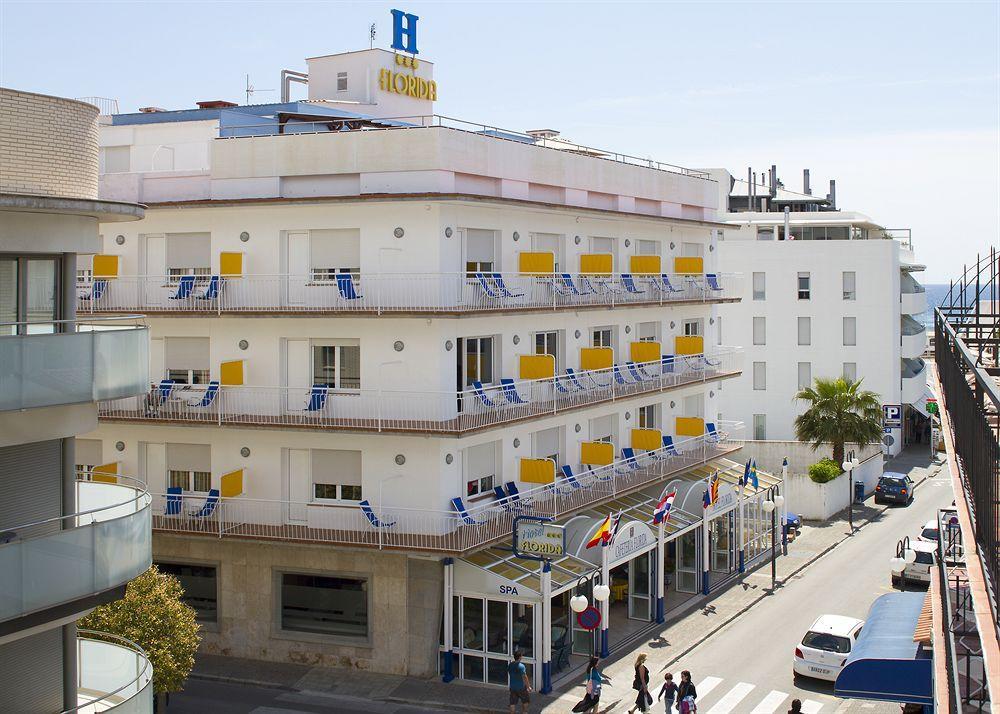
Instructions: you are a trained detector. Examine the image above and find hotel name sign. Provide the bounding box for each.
[381,8,438,101]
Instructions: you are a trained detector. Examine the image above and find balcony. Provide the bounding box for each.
[98,348,742,436]
[901,280,928,317]
[901,315,928,359]
[902,358,928,404]
[76,272,742,316]
[75,630,153,713]
[0,479,152,624]
[150,422,743,555]
[0,317,149,412]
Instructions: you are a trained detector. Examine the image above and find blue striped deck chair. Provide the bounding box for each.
[554,273,591,296]
[560,465,586,490]
[303,384,329,412]
[197,275,220,300]
[588,465,614,482]
[615,448,642,476]
[592,275,621,294]
[684,354,706,372]
[661,354,675,374]
[491,273,524,298]
[626,362,650,383]
[165,486,182,515]
[475,273,502,299]
[565,369,590,392]
[187,381,219,407]
[500,378,529,405]
[359,499,396,528]
[657,274,684,295]
[706,422,721,443]
[685,274,705,292]
[192,489,219,518]
[637,361,660,381]
[169,275,196,300]
[336,273,363,300]
[492,485,516,512]
[621,274,645,294]
[553,375,573,395]
[80,279,108,302]
[450,497,481,526]
[613,364,633,386]
[156,379,176,402]
[504,481,533,508]
[472,381,500,408]
[706,273,724,293]
[662,435,680,457]
[701,353,722,368]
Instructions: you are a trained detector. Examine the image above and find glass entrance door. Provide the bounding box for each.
[628,552,652,621]
[675,529,700,593]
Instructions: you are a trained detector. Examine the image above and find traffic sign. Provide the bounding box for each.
[577,606,602,631]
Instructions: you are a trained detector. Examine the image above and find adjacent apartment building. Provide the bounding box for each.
[709,167,929,456]
[76,41,786,692]
[0,89,152,711]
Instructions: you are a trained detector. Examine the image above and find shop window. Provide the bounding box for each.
[462,597,484,650]
[512,603,534,658]
[155,562,218,622]
[312,344,361,390]
[487,600,509,655]
[279,573,368,639]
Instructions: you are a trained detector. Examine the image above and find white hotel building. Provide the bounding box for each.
[710,168,929,457]
[79,45,785,690]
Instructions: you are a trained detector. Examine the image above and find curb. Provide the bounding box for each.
[188,671,296,692]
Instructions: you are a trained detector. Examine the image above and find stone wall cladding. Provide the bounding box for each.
[0,88,99,199]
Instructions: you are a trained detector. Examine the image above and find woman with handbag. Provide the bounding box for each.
[572,656,603,713]
[628,653,652,713]
[675,670,697,713]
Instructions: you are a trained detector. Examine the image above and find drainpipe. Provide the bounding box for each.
[655,520,665,623]
[280,69,309,103]
[781,458,789,555]
[600,545,610,657]
[702,494,711,596]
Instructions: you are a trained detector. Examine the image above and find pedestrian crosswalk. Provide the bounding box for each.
[692,676,826,714]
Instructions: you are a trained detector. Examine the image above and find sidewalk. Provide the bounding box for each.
[187,448,944,714]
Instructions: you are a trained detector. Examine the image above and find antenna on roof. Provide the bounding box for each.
[244,74,275,105]
[370,22,377,49]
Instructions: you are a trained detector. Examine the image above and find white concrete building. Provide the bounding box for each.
[80,39,785,692]
[710,167,929,457]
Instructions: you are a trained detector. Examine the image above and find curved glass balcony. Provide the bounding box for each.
[73,630,153,714]
[0,479,152,624]
[902,358,928,404]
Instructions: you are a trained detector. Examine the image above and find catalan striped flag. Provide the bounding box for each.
[586,513,613,549]
[703,471,720,509]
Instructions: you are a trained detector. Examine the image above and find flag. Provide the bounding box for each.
[749,459,759,490]
[586,514,612,549]
[741,460,751,488]
[653,491,676,525]
[710,471,720,503]
[608,510,624,543]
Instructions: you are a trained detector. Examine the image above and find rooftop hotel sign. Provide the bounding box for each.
[381,9,438,101]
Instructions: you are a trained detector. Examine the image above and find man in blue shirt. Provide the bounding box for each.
[508,649,532,713]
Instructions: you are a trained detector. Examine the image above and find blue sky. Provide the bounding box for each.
[2,1,997,281]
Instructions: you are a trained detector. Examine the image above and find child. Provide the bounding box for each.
[657,672,678,711]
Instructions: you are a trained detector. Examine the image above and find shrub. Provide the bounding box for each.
[809,458,843,484]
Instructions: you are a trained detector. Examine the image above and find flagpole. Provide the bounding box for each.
[738,466,746,574]
[656,519,665,623]
[600,541,610,657]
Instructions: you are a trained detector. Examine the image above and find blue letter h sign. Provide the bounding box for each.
[390,9,419,54]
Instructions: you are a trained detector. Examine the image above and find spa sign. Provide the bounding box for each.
[514,516,565,559]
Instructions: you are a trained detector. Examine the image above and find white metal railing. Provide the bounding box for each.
[151,422,743,553]
[72,631,153,714]
[99,349,743,434]
[76,272,742,314]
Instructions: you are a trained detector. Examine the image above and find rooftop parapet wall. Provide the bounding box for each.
[0,88,99,199]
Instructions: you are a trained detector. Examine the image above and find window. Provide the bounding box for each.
[752,272,766,300]
[843,362,857,382]
[753,414,766,440]
[280,573,368,639]
[843,317,857,346]
[681,242,702,257]
[842,271,856,300]
[464,229,497,275]
[312,344,361,389]
[164,337,210,384]
[464,442,498,499]
[636,322,659,343]
[682,319,702,337]
[797,272,811,300]
[589,414,616,444]
[798,317,811,345]
[798,362,812,389]
[590,236,616,268]
[591,327,613,349]
[75,439,102,477]
[167,443,211,492]
[682,394,704,419]
[756,228,774,241]
[716,316,723,345]
[752,317,766,346]
[101,145,130,174]
[169,470,211,493]
[634,239,659,256]
[533,331,561,371]
[531,233,563,272]
[464,336,495,385]
[336,72,348,91]
[637,404,658,429]
[166,232,211,279]
[0,257,59,334]
[309,229,361,279]
[155,562,218,622]
[312,449,362,502]
[532,427,562,465]
[753,362,766,390]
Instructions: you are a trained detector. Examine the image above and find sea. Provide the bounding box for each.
[921,284,950,331]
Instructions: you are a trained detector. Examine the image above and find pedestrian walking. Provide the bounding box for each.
[572,656,603,713]
[657,672,678,712]
[675,670,697,713]
[628,653,652,713]
[787,699,802,714]
[507,649,531,714]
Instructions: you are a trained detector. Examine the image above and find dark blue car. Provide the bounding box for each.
[874,472,914,506]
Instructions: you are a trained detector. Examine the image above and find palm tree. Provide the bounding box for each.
[794,377,884,467]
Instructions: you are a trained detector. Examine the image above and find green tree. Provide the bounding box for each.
[80,565,200,695]
[794,377,884,467]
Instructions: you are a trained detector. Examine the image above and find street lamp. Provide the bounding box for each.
[569,574,610,654]
[762,486,785,593]
[890,536,917,591]
[842,452,860,534]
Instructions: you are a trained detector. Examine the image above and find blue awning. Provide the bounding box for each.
[835,592,932,705]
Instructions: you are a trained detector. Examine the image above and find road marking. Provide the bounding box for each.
[704,682,754,713]
[749,690,789,713]
[800,700,823,714]
[695,676,723,699]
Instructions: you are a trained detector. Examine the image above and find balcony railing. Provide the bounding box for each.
[150,423,742,554]
[76,272,742,315]
[73,630,153,713]
[0,479,152,624]
[99,349,742,435]
[0,317,149,412]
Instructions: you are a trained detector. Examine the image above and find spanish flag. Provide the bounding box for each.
[586,513,613,549]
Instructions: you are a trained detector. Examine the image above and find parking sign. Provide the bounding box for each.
[883,404,902,428]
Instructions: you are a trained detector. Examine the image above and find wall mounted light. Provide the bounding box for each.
[394,227,405,238]
[513,438,521,448]
[575,423,582,433]
[115,441,125,452]
[669,242,675,250]
[240,447,251,458]
[115,235,125,245]
[394,341,405,352]
[513,335,520,345]
[670,401,676,409]
[444,227,453,238]
[445,340,454,351]
[395,454,406,465]
[625,411,631,421]
[624,325,631,334]
[445,453,454,465]
[574,235,581,245]
[238,339,249,351]
[513,231,520,241]
[574,330,582,339]
[239,231,250,243]
[624,239,631,248]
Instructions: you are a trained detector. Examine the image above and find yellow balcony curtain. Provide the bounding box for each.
[92,255,120,279]
[220,251,244,277]
[675,417,705,437]
[518,252,555,275]
[675,335,703,355]
[520,458,555,484]
[580,441,614,466]
[629,341,660,364]
[673,256,704,274]
[220,360,245,386]
[519,354,555,379]
[631,429,662,451]
[579,253,613,275]
[220,468,244,497]
[629,255,661,275]
[580,347,613,371]
[91,462,119,484]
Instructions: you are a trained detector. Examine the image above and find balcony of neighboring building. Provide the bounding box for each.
[0,478,151,629]
[75,630,153,713]
[901,271,928,316]
[901,357,928,404]
[98,346,742,436]
[901,315,928,359]
[147,420,743,555]
[0,317,149,413]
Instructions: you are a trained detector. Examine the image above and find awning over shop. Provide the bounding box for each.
[457,546,597,600]
[835,592,933,706]
[910,386,936,418]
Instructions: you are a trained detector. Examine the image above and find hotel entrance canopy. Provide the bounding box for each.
[457,546,596,600]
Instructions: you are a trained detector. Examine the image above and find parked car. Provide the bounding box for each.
[892,540,936,588]
[874,472,914,506]
[793,614,864,682]
[916,518,939,543]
